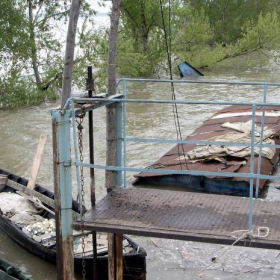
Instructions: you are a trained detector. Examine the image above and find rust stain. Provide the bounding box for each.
[135,105,280,191]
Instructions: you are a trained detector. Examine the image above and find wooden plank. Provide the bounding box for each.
[7,179,55,208]
[6,179,80,219]
[27,134,47,189]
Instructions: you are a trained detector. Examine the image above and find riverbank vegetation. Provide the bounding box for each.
[1,0,280,108]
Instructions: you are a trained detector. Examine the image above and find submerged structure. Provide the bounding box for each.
[134,105,280,197]
[178,61,204,77]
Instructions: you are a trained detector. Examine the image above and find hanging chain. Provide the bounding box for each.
[76,109,87,279]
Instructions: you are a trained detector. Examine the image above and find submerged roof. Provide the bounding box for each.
[135,105,280,191]
[178,61,204,77]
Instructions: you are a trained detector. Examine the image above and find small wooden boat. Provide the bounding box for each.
[0,169,146,279]
[0,256,31,280]
[134,105,280,197]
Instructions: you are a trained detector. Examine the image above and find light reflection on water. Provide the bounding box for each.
[1,60,280,279]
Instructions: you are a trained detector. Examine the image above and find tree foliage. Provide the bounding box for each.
[1,0,280,108]
[0,0,95,108]
[117,0,280,73]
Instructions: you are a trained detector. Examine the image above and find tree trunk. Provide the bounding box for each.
[60,0,81,108]
[106,0,122,191]
[28,0,42,88]
[140,0,148,52]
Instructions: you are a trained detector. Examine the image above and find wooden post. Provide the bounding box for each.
[106,1,124,280]
[52,0,80,277]
[52,110,75,280]
[115,233,124,280]
[105,0,122,191]
[60,0,81,108]
[108,233,123,280]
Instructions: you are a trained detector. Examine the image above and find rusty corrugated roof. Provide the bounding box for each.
[135,105,280,191]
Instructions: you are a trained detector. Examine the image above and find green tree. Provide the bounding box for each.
[0,0,95,108]
[185,0,280,45]
[117,0,175,76]
[121,0,166,52]
[238,11,280,52]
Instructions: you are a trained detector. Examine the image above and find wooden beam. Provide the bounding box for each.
[6,179,79,219]
[108,233,123,280]
[116,233,123,280]
[108,233,115,280]
[27,134,47,189]
[7,179,54,208]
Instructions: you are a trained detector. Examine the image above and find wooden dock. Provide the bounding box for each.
[73,187,280,250]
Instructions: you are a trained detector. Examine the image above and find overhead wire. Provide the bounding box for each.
[158,0,188,170]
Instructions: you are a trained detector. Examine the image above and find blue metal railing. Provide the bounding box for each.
[54,78,280,234]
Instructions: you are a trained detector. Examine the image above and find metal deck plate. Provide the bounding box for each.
[73,187,280,250]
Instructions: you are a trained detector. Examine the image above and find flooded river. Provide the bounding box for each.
[1,54,280,279]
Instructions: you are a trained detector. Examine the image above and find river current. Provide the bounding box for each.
[1,53,280,279]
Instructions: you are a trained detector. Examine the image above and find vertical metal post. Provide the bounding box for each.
[87,66,96,205]
[116,96,123,187]
[51,109,74,280]
[86,66,98,280]
[255,84,268,197]
[248,105,256,233]
[122,80,128,188]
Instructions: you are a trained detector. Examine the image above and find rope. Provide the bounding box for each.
[158,0,189,170]
[198,227,270,278]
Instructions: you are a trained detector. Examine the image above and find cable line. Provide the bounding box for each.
[159,0,188,170]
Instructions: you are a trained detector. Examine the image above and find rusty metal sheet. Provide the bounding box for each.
[135,105,280,193]
[73,188,280,250]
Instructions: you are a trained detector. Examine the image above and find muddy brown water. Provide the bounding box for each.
[1,57,280,279]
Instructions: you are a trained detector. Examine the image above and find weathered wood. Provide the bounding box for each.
[6,179,79,219]
[106,2,124,280]
[108,233,115,280]
[108,233,124,280]
[60,0,81,107]
[7,179,55,208]
[52,111,74,280]
[116,233,123,280]
[105,0,122,191]
[27,134,47,189]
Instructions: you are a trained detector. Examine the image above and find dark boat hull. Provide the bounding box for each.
[0,256,31,280]
[134,174,256,197]
[134,105,280,197]
[0,169,146,279]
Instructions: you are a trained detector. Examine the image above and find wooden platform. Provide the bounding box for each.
[73,187,280,250]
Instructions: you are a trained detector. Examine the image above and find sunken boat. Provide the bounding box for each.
[0,169,146,279]
[134,105,280,197]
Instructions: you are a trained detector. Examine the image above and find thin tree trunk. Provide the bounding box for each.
[140,0,148,52]
[60,0,81,108]
[28,0,42,88]
[106,0,122,191]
